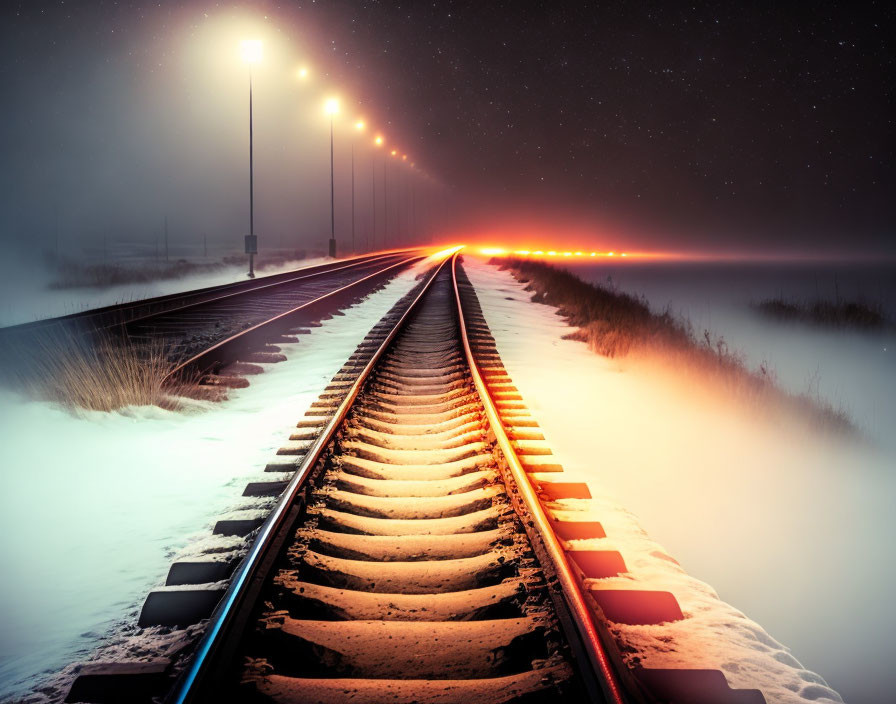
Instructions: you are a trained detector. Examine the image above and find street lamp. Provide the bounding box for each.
[372,135,383,251]
[240,39,262,278]
[384,150,398,249]
[352,120,365,253]
[324,97,339,258]
[401,156,409,243]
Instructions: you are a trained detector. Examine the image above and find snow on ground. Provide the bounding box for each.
[0,260,428,700]
[464,256,894,704]
[0,256,330,328]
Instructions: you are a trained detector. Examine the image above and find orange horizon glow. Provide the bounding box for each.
[475,246,638,259]
[423,243,894,264]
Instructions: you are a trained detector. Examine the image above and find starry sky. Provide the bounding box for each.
[302,0,895,253]
[1,0,893,256]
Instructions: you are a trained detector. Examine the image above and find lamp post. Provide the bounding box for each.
[352,121,365,254]
[401,154,408,245]
[324,98,339,258]
[372,135,383,251]
[385,149,397,249]
[240,39,262,278]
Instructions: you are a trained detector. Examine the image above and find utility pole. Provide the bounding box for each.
[328,109,337,258]
[238,39,264,278]
[383,159,388,249]
[247,67,256,276]
[351,141,355,254]
[164,216,169,261]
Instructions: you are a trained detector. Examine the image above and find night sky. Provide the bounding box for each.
[1,1,893,255]
[305,0,895,252]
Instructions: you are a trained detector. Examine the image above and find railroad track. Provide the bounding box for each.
[0,251,417,338]
[176,255,603,703]
[63,252,766,704]
[0,250,423,399]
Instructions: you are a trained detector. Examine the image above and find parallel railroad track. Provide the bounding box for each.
[0,251,417,338]
[0,250,424,397]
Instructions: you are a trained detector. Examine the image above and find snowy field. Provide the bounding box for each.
[466,256,894,704]
[0,261,427,700]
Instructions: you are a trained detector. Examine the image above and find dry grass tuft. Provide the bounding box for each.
[0,326,183,412]
[493,256,854,434]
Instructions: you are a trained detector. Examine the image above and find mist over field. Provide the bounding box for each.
[568,260,896,447]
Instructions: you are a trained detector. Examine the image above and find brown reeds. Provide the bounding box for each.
[0,325,182,412]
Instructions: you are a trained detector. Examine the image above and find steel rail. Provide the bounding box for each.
[0,249,419,334]
[168,252,454,704]
[121,251,416,334]
[451,255,628,704]
[161,253,425,384]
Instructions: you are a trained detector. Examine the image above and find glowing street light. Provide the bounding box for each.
[296,65,309,80]
[351,120,366,253]
[240,39,263,65]
[324,98,339,257]
[240,39,262,278]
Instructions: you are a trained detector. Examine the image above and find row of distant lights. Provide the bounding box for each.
[241,40,416,167]
[479,247,628,258]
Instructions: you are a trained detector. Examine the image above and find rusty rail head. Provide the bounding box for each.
[168,252,453,704]
[451,254,628,704]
